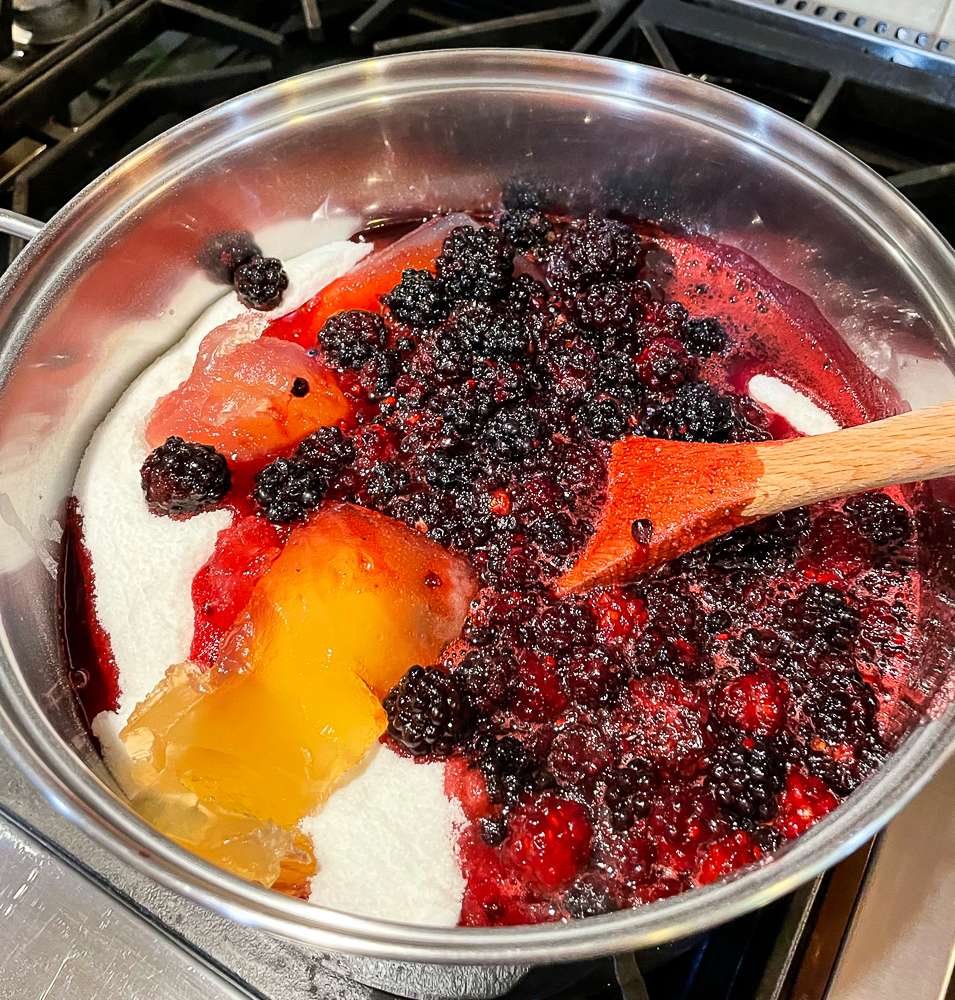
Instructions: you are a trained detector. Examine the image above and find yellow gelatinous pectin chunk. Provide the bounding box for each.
[120,504,476,885]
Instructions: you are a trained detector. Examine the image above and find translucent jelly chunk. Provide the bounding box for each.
[120,504,476,884]
[146,313,354,462]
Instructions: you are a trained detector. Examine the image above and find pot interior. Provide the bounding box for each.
[1,50,955,961]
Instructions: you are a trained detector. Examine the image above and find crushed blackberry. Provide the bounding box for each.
[382,268,449,326]
[233,256,289,310]
[473,734,544,804]
[706,508,810,571]
[547,215,646,295]
[843,492,911,546]
[140,436,231,517]
[681,317,729,357]
[295,425,355,478]
[253,457,327,524]
[575,396,627,441]
[436,226,515,302]
[636,337,695,390]
[802,673,879,747]
[708,740,787,822]
[364,461,410,502]
[499,207,555,256]
[605,763,656,831]
[483,406,542,458]
[198,230,261,284]
[383,665,474,757]
[785,584,861,653]
[455,648,514,716]
[563,879,616,918]
[318,310,387,370]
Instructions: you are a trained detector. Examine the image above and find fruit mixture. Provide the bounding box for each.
[64,199,931,926]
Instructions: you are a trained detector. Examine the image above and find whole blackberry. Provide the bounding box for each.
[535,599,598,654]
[473,734,548,803]
[499,207,555,256]
[233,256,289,310]
[384,666,474,756]
[253,457,327,524]
[843,492,911,546]
[436,226,515,302]
[382,268,450,326]
[318,310,387,370]
[708,740,786,822]
[681,317,728,357]
[140,436,231,517]
[198,230,261,284]
[455,648,514,716]
[648,381,739,443]
[364,461,410,502]
[604,763,657,831]
[546,215,645,296]
[295,425,355,478]
[483,406,541,458]
[575,396,627,441]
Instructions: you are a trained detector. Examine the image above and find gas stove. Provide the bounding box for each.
[3,2,955,998]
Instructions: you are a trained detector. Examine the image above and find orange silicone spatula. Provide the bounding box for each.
[557,399,955,594]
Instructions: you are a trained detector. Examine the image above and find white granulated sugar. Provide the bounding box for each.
[747,374,840,436]
[79,239,371,748]
[303,744,466,926]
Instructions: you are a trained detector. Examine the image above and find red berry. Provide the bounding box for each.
[647,785,725,872]
[612,675,709,768]
[510,650,569,722]
[459,833,529,926]
[697,830,762,885]
[443,755,491,821]
[547,724,614,789]
[504,794,593,890]
[777,771,839,839]
[589,589,647,646]
[713,669,789,736]
[595,830,657,889]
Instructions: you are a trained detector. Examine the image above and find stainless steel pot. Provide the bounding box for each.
[1,49,955,968]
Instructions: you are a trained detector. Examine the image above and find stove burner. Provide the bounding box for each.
[13,0,103,46]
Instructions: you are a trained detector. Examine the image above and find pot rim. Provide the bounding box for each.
[1,48,955,963]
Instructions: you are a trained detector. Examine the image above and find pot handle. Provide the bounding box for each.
[0,208,43,242]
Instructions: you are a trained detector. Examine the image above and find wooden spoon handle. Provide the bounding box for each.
[749,398,955,517]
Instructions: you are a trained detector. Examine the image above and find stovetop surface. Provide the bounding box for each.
[3,2,955,999]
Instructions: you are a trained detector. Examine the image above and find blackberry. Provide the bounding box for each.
[604,763,656,831]
[535,599,598,654]
[499,207,555,255]
[484,406,541,458]
[681,317,728,357]
[295,425,355,478]
[547,724,614,789]
[382,268,450,326]
[140,436,231,517]
[708,740,786,822]
[233,256,289,310]
[383,666,474,757]
[451,301,532,360]
[318,310,387,370]
[636,338,695,390]
[563,879,616,918]
[648,381,739,443]
[364,461,410,502]
[572,281,647,336]
[706,508,810,571]
[473,734,544,803]
[803,673,878,746]
[843,492,911,546]
[253,457,327,524]
[198,230,260,284]
[436,226,515,302]
[455,648,514,716]
[575,396,627,441]
[546,215,645,296]
[562,647,624,709]
[479,815,509,847]
[786,584,860,652]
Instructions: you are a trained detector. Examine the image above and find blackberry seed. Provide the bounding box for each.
[140,436,231,517]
